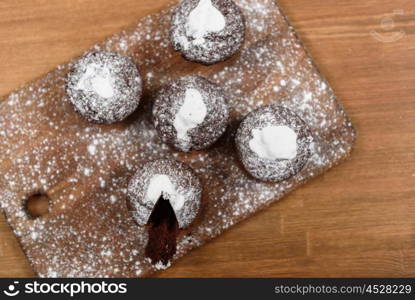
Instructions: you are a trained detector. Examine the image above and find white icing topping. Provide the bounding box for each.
[249,126,298,160]
[173,88,207,143]
[186,0,226,44]
[146,174,185,211]
[76,63,115,99]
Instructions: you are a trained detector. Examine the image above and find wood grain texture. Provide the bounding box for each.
[0,0,414,277]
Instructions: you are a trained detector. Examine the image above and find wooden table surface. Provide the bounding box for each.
[0,0,414,278]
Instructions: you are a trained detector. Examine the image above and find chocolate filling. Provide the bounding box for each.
[145,195,179,266]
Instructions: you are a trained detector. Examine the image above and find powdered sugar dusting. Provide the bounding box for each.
[76,64,115,99]
[0,0,355,278]
[186,0,226,42]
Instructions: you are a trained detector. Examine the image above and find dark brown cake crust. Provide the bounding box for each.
[66,51,143,124]
[152,75,229,152]
[171,0,246,65]
[236,105,313,182]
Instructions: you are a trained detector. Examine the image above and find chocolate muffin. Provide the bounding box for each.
[152,75,229,152]
[127,159,202,266]
[236,105,313,182]
[171,0,245,65]
[66,51,143,124]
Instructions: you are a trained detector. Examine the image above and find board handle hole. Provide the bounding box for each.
[25,193,51,219]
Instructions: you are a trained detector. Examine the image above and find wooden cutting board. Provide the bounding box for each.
[0,0,355,277]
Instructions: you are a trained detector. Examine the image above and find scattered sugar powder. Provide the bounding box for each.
[109,195,117,204]
[83,168,92,176]
[87,144,97,155]
[153,260,171,271]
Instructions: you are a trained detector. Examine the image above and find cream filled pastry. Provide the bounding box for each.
[236,105,313,182]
